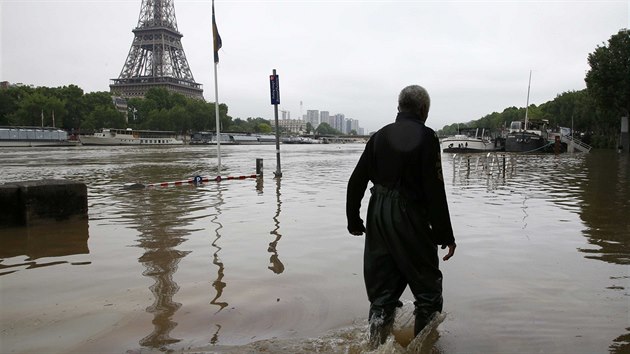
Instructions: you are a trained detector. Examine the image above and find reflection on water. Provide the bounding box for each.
[579,151,630,264]
[447,151,630,353]
[134,191,190,348]
[0,219,90,276]
[210,184,228,312]
[267,178,285,274]
[450,151,630,266]
[122,187,196,348]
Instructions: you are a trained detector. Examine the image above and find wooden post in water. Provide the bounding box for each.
[256,158,263,176]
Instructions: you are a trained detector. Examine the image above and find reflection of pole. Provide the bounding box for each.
[267,177,284,274]
[210,185,228,312]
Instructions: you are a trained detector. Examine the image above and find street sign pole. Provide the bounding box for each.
[270,69,282,177]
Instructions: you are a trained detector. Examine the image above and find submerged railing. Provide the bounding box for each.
[452,153,518,178]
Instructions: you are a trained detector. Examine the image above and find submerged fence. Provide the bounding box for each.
[452,153,517,178]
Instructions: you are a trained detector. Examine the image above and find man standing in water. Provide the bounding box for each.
[346,85,456,347]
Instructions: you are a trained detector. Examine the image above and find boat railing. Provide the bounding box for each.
[561,135,592,153]
[452,152,518,178]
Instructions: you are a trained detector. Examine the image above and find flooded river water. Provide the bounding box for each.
[0,144,628,353]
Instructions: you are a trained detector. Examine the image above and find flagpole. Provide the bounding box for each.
[212,0,222,176]
[214,61,221,175]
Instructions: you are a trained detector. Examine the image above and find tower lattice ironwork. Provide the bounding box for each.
[110,0,203,100]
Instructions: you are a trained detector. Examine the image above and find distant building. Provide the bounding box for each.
[332,113,345,133]
[271,119,306,134]
[112,96,129,122]
[320,111,330,126]
[306,110,319,128]
[346,118,359,134]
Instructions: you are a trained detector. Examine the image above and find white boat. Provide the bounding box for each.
[282,136,321,144]
[232,134,277,145]
[189,132,276,145]
[0,126,80,147]
[80,128,183,146]
[441,128,498,153]
[189,132,237,145]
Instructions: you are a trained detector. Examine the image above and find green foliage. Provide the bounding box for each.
[315,122,342,135]
[585,29,630,116]
[224,117,273,133]
[0,85,239,134]
[83,106,126,130]
[126,88,236,133]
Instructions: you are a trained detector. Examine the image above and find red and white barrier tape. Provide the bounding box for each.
[145,174,259,188]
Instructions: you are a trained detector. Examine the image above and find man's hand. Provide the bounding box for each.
[347,222,366,236]
[441,243,456,261]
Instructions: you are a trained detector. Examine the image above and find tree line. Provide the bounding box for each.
[0,83,348,136]
[0,84,276,134]
[438,29,629,149]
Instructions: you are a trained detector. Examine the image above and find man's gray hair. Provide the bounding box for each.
[398,85,430,119]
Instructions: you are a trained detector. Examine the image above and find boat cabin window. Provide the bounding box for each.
[510,121,523,131]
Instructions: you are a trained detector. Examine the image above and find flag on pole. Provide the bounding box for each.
[212,0,222,63]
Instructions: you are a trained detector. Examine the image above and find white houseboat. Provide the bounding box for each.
[0,126,79,147]
[80,128,184,146]
[441,128,499,153]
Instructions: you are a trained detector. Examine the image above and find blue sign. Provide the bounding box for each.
[270,74,280,105]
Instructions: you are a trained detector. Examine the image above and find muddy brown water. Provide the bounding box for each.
[1,145,628,353]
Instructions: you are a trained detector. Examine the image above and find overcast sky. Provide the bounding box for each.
[1,0,628,132]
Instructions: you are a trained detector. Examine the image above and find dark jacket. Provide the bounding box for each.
[346,111,455,246]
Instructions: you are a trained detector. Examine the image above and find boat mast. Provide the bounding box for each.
[524,70,532,130]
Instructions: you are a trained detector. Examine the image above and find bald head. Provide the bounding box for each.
[398,85,430,121]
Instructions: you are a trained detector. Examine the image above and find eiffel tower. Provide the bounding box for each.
[110,0,204,100]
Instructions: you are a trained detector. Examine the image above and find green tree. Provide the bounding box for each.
[315,122,342,135]
[58,85,85,130]
[585,29,630,118]
[83,106,125,130]
[584,28,630,147]
[186,99,211,132]
[256,123,272,133]
[14,92,66,127]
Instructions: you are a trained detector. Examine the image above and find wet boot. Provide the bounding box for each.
[368,307,396,348]
[414,309,438,336]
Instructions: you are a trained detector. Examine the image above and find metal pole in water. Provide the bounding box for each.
[270,69,282,177]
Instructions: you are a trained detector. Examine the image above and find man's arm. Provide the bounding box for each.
[346,140,372,235]
[421,131,455,246]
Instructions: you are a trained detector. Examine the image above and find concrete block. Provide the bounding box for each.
[0,179,88,227]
